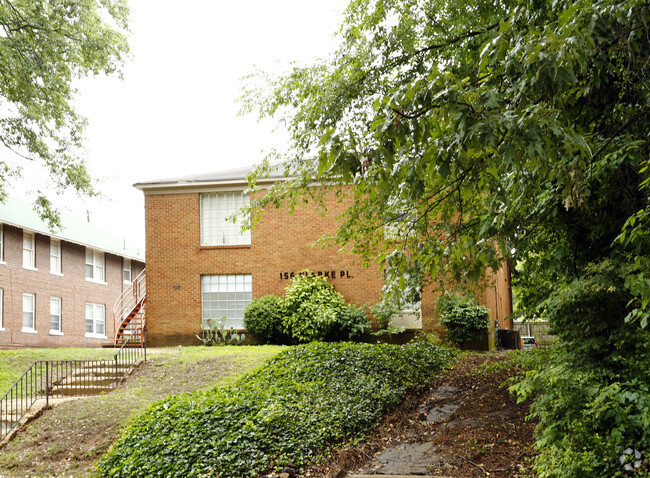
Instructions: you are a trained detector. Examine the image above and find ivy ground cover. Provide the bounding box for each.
[98,342,456,477]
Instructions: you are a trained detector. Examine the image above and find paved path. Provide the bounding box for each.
[347,383,461,478]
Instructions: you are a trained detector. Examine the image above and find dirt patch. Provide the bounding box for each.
[0,354,244,478]
[305,352,537,477]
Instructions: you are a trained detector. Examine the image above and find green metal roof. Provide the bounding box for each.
[0,197,144,261]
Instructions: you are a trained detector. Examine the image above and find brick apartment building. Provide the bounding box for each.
[135,165,512,347]
[0,197,145,349]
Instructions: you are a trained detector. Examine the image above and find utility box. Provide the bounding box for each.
[498,329,521,349]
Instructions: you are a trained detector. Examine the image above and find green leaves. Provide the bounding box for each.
[0,0,129,219]
[244,274,372,344]
[241,0,650,476]
[282,273,371,343]
[98,342,457,478]
[437,292,490,346]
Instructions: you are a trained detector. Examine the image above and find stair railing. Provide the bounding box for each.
[113,268,146,344]
[1,334,146,444]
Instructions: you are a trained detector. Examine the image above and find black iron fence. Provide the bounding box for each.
[0,332,146,443]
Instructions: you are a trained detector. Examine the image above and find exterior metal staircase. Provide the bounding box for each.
[113,268,146,347]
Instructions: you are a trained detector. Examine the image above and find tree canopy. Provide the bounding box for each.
[244,0,650,474]
[243,0,649,308]
[0,0,129,223]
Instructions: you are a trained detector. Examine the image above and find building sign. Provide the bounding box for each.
[279,270,354,280]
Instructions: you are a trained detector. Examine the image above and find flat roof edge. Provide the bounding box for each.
[133,176,293,192]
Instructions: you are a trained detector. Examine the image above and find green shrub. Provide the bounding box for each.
[282,273,369,343]
[510,260,650,477]
[437,292,490,346]
[370,301,401,330]
[244,295,287,344]
[334,304,372,341]
[98,342,457,478]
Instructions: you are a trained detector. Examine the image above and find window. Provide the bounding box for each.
[50,297,62,333]
[22,293,35,331]
[23,231,35,268]
[85,248,105,282]
[85,303,105,337]
[123,258,132,284]
[0,223,4,262]
[0,288,4,330]
[383,272,422,330]
[50,239,62,274]
[383,211,416,240]
[201,274,252,329]
[200,192,251,246]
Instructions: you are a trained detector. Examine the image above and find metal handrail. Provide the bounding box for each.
[112,329,147,387]
[0,334,146,444]
[113,268,146,343]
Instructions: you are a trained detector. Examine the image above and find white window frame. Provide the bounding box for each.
[23,231,36,270]
[50,238,62,275]
[85,303,106,338]
[200,192,251,246]
[201,274,252,329]
[85,248,106,283]
[50,297,63,335]
[22,293,36,333]
[0,288,4,331]
[123,258,132,284]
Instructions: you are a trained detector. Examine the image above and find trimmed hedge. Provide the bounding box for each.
[98,342,456,478]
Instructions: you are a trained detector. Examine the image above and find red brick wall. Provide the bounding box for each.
[143,187,511,346]
[0,224,145,348]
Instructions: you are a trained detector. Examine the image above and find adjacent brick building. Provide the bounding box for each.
[136,166,512,347]
[0,197,145,349]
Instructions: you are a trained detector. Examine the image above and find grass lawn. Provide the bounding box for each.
[0,345,283,477]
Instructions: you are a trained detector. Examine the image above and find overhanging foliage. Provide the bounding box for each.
[241,0,650,474]
[0,0,130,225]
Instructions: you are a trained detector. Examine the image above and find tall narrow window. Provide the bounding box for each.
[50,239,62,274]
[0,288,4,330]
[0,224,4,262]
[85,248,105,282]
[200,192,251,246]
[85,303,105,337]
[22,293,35,331]
[50,297,62,333]
[123,258,132,284]
[201,274,252,329]
[23,231,35,268]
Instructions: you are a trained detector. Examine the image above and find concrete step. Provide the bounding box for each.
[51,386,114,396]
[65,368,128,377]
[55,376,123,388]
[56,362,131,371]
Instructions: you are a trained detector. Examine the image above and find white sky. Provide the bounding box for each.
[10,0,349,248]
